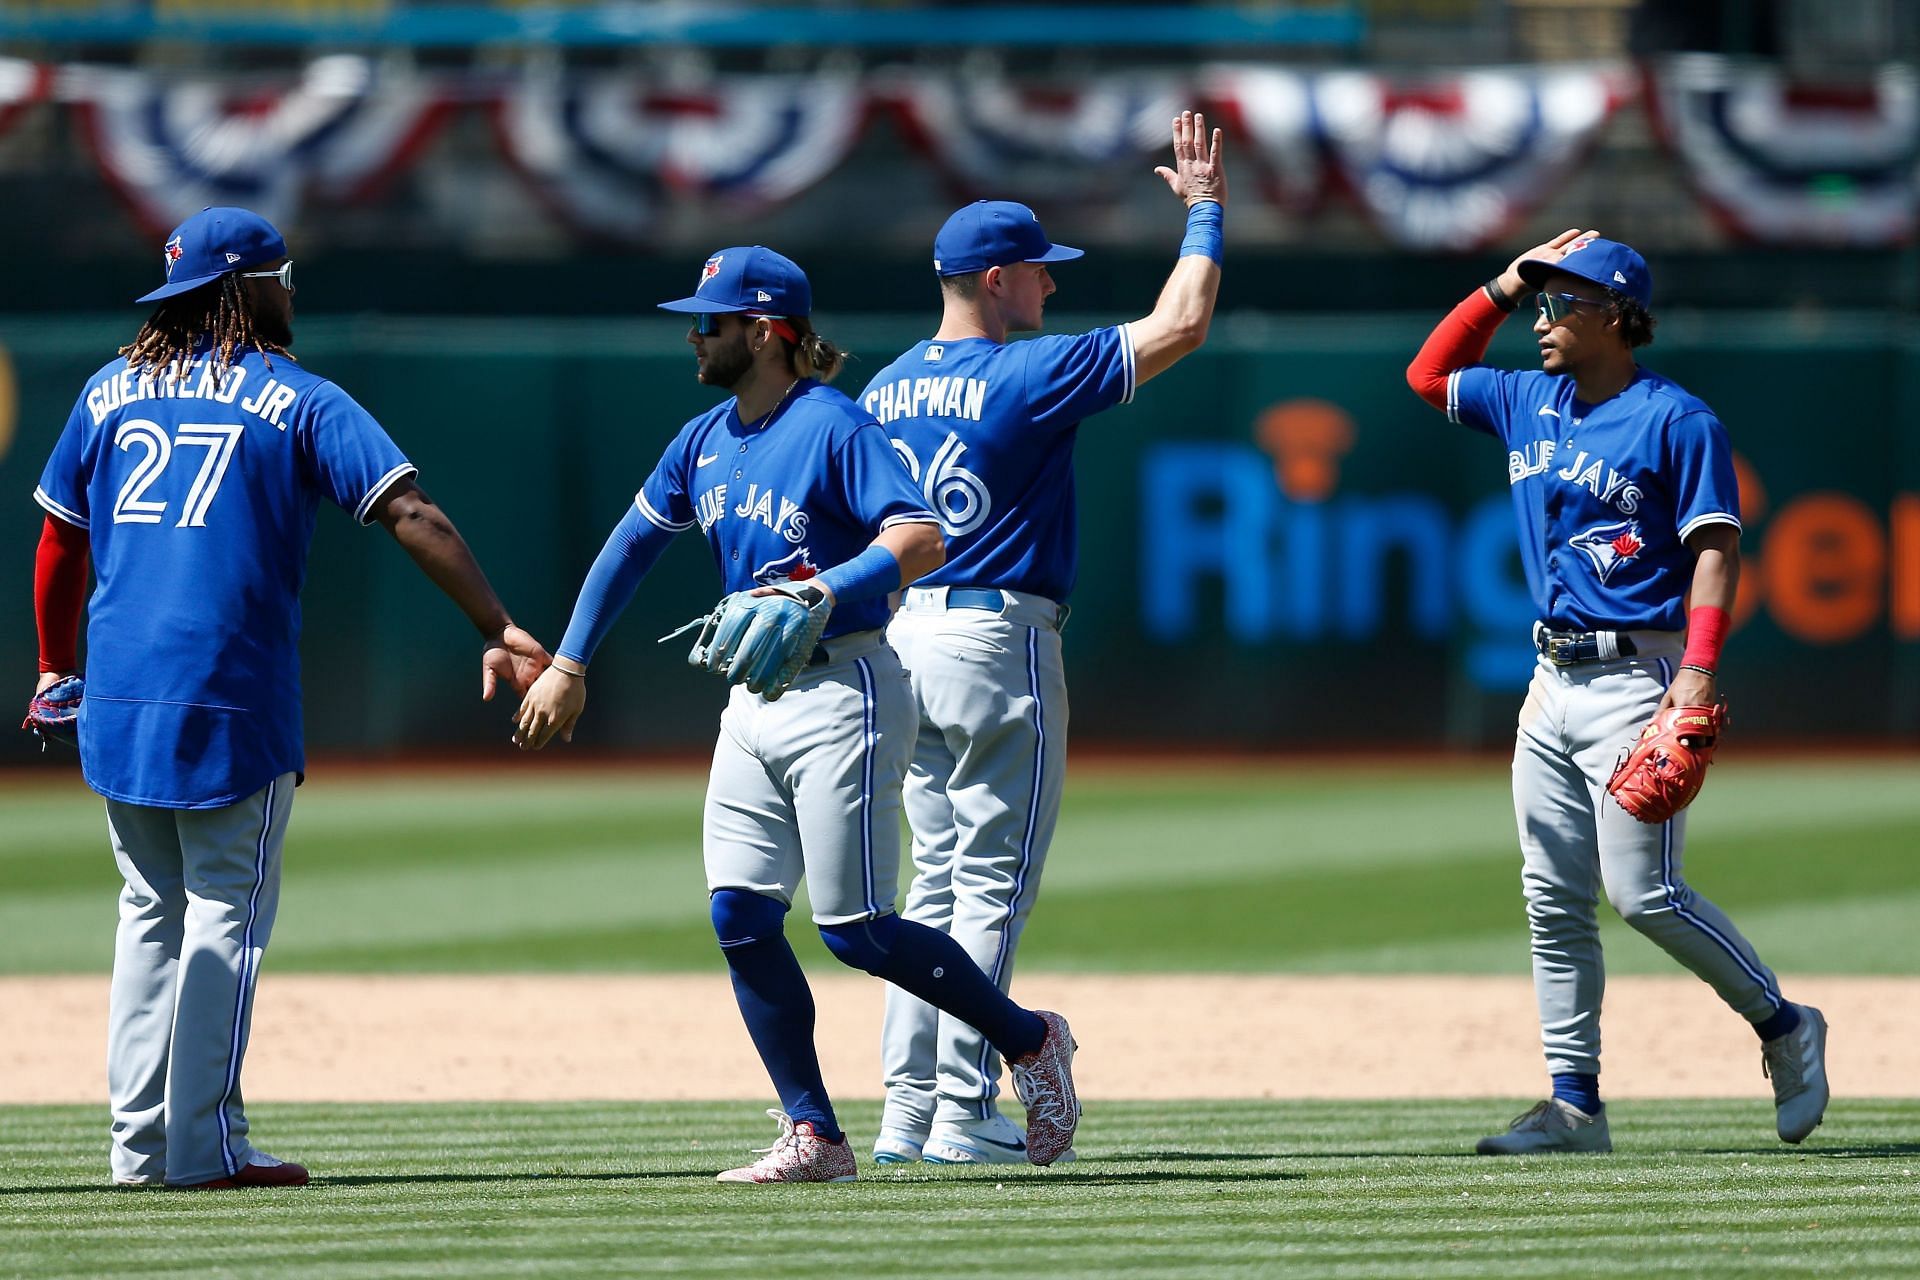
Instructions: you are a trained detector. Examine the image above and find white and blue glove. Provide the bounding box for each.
[687,583,834,701]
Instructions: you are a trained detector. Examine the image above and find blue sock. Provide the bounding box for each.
[1752,1003,1801,1043]
[819,914,1047,1060]
[1551,1072,1602,1115]
[711,891,842,1143]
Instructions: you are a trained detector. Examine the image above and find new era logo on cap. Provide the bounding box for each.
[226,252,243,264]
[1613,270,1626,283]
[756,290,773,302]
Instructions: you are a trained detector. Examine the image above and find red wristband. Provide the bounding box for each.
[1680,604,1729,672]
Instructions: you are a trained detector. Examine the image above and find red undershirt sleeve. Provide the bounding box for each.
[34,514,89,673]
[1406,288,1513,412]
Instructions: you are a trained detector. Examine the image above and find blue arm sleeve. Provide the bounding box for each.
[556,504,675,666]
[815,542,904,605]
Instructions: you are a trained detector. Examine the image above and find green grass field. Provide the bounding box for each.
[2,757,1916,974]
[5,758,1917,1277]
[5,1100,1920,1279]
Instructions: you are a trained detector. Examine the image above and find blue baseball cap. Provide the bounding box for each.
[932,200,1083,277]
[136,206,287,304]
[1518,236,1652,309]
[658,245,812,317]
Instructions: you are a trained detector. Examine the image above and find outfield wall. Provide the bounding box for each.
[2,312,1915,758]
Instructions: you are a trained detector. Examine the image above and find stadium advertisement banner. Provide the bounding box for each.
[0,315,1913,757]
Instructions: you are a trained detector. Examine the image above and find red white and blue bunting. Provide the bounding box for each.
[0,58,52,139]
[1647,55,1920,247]
[64,56,449,234]
[1202,64,1322,212]
[1307,66,1630,251]
[493,63,867,241]
[885,70,1181,201]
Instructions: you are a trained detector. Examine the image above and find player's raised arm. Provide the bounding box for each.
[1406,228,1597,412]
[369,479,552,701]
[1126,109,1226,386]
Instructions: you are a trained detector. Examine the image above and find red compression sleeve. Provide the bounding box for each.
[1406,287,1513,411]
[34,515,89,673]
[1680,604,1730,673]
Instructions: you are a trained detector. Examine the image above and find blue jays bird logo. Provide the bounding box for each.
[1570,520,1645,584]
[163,236,184,277]
[698,254,724,290]
[1562,235,1596,257]
[753,545,820,586]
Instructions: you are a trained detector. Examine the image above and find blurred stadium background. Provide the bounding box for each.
[0,0,1916,762]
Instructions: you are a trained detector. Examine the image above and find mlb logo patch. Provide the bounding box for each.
[925,344,943,362]
[163,236,184,277]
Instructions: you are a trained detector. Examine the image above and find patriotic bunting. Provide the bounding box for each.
[1647,55,1920,247]
[65,56,449,234]
[1310,66,1629,251]
[493,63,867,241]
[0,58,51,139]
[886,71,1181,201]
[1202,64,1322,212]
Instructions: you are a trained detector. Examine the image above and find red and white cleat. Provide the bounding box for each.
[1009,1010,1080,1166]
[716,1110,858,1184]
[179,1152,310,1190]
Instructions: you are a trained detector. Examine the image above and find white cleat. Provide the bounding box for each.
[716,1110,857,1184]
[1475,1099,1612,1155]
[922,1112,1074,1165]
[1764,1004,1831,1144]
[871,1129,926,1165]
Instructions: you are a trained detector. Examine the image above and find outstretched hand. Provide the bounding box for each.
[1498,228,1598,304]
[513,665,585,750]
[1153,109,1226,208]
[482,624,552,702]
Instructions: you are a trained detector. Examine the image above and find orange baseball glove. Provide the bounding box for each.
[1607,703,1727,824]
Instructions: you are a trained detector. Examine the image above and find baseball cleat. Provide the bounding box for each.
[716,1110,857,1184]
[1008,1010,1080,1166]
[1764,1003,1830,1144]
[871,1129,927,1165]
[923,1112,1076,1165]
[178,1152,310,1189]
[1475,1099,1612,1155]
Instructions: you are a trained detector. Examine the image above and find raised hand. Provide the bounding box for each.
[1498,228,1598,302]
[482,623,552,702]
[1153,109,1226,209]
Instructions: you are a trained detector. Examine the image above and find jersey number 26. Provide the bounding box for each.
[893,433,991,538]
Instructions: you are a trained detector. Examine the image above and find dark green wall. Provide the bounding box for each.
[4,310,1915,764]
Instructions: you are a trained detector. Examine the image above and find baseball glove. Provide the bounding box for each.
[22,674,83,750]
[685,584,834,701]
[1606,702,1727,824]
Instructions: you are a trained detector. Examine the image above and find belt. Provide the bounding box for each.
[1534,622,1637,666]
[902,585,1069,631]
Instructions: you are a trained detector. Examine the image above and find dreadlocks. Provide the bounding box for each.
[119,273,290,381]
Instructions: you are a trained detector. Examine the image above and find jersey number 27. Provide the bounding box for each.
[112,419,245,528]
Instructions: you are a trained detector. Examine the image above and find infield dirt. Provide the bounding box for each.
[4,973,1915,1103]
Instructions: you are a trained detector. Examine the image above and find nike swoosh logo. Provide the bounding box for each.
[697,453,720,467]
[972,1136,1026,1153]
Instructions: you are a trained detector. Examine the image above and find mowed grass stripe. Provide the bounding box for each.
[4,1101,1918,1279]
[2,760,1915,975]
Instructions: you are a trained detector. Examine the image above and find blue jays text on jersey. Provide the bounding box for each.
[860,326,1136,603]
[635,379,937,638]
[35,348,415,808]
[1445,364,1740,632]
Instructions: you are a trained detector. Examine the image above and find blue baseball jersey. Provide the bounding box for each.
[1446,364,1740,631]
[860,326,1137,602]
[35,348,415,808]
[635,379,937,638]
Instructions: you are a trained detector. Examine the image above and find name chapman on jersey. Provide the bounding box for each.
[864,375,989,425]
[84,360,300,429]
[1509,439,1644,516]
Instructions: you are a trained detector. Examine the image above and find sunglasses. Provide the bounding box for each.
[1535,290,1604,322]
[693,311,790,338]
[238,260,295,293]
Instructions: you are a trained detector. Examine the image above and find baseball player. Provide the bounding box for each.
[1405,228,1830,1153]
[861,110,1225,1165]
[511,246,1080,1183]
[28,207,550,1188]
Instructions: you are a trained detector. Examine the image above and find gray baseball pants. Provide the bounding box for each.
[105,773,294,1186]
[879,588,1069,1132]
[1513,637,1782,1078]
